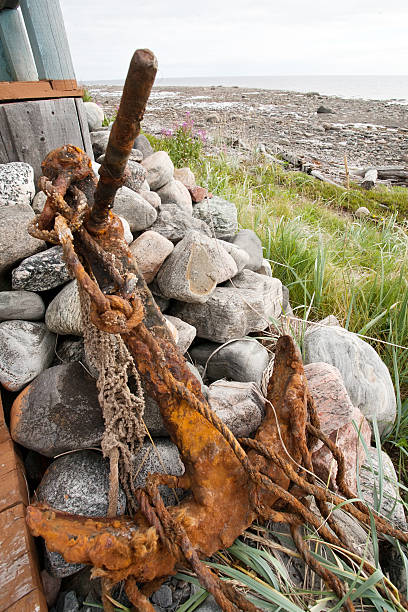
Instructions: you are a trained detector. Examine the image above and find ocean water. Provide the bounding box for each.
[84,75,408,102]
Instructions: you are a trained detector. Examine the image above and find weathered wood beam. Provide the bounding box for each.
[0,7,38,81]
[19,0,75,80]
[361,167,377,190]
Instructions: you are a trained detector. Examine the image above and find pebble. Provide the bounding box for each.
[0,290,45,321]
[0,320,55,391]
[118,215,133,244]
[152,585,173,608]
[11,246,70,291]
[217,239,249,273]
[141,190,161,209]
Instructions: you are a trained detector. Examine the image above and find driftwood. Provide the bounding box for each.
[310,169,345,188]
[24,50,408,612]
[361,168,378,190]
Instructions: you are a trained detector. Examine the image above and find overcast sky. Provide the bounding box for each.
[60,0,408,80]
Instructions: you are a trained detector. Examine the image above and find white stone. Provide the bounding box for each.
[165,315,196,354]
[0,162,35,208]
[118,216,133,244]
[84,102,105,131]
[0,321,55,391]
[141,151,174,191]
[129,230,174,283]
[45,281,83,336]
[112,186,157,231]
[156,230,237,303]
[156,179,192,213]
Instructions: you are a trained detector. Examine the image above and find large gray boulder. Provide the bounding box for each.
[11,246,70,291]
[141,151,174,191]
[0,321,55,391]
[0,290,45,321]
[45,280,83,336]
[171,270,283,343]
[156,179,192,213]
[0,162,35,208]
[304,325,396,435]
[190,338,269,386]
[37,450,126,577]
[156,230,237,303]
[0,203,45,276]
[112,186,157,232]
[231,229,263,271]
[150,203,211,243]
[10,363,104,456]
[192,196,238,239]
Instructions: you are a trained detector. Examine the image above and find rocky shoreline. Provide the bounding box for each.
[86,83,408,182]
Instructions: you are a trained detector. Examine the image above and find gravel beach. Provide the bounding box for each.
[86,84,408,182]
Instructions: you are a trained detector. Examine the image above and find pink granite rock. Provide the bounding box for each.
[305,362,371,493]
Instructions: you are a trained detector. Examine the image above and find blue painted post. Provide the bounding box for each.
[0,8,38,81]
[0,37,13,81]
[20,0,75,80]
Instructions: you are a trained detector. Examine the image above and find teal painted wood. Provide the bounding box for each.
[0,8,38,81]
[0,37,13,81]
[20,0,75,80]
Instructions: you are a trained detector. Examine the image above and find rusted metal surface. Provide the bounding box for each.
[90,48,158,230]
[25,49,408,612]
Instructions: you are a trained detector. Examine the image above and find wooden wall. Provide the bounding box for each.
[0,97,93,181]
[0,393,47,611]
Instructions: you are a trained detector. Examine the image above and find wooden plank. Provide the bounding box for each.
[74,97,94,160]
[6,587,47,611]
[0,504,46,611]
[0,79,83,102]
[20,0,75,80]
[0,8,38,81]
[0,439,29,512]
[0,97,90,181]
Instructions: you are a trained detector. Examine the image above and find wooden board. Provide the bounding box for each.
[0,79,83,102]
[0,394,47,611]
[0,96,94,181]
[0,504,46,611]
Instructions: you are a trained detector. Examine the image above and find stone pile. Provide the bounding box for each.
[0,126,403,610]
